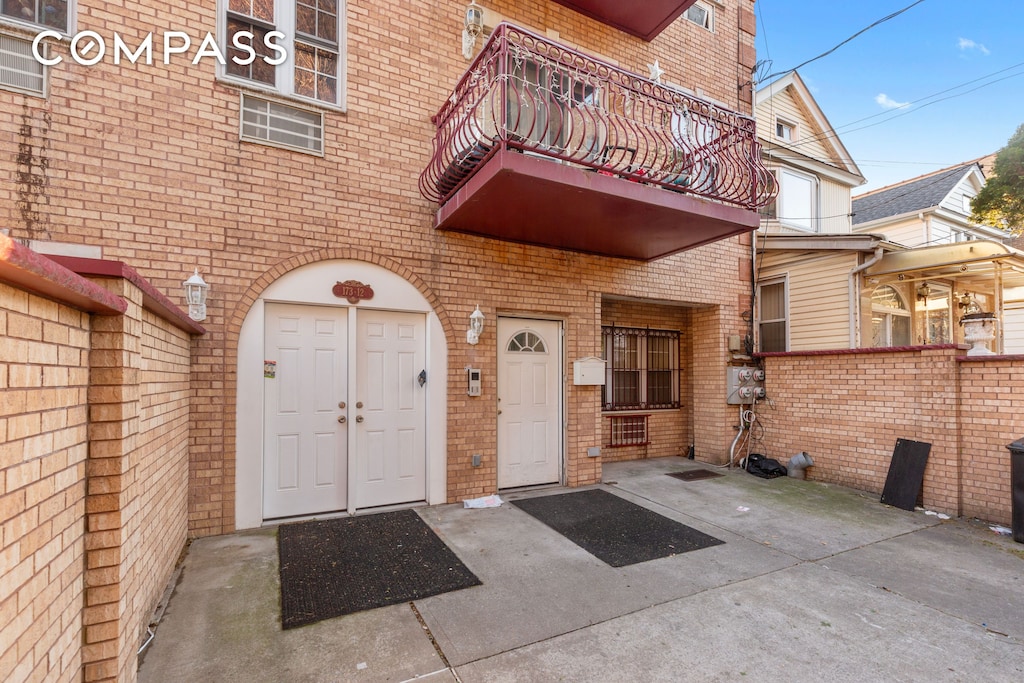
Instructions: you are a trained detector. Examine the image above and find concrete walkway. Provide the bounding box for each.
[138,458,1024,682]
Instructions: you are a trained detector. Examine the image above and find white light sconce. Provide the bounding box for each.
[462,1,484,59]
[183,268,209,322]
[467,305,485,344]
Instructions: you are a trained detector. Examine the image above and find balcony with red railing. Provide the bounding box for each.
[418,23,777,261]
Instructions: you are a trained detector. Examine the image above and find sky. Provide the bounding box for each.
[753,0,1024,194]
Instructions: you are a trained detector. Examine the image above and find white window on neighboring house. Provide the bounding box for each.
[871,285,911,347]
[222,0,345,108]
[777,168,816,231]
[685,1,714,31]
[2,0,70,31]
[962,194,974,214]
[775,118,795,141]
[0,32,45,95]
[758,279,788,352]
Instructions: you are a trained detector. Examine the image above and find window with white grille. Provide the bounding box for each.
[241,94,324,154]
[0,33,44,96]
[222,0,345,108]
[2,0,69,31]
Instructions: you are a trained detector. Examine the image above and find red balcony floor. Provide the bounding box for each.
[435,148,760,261]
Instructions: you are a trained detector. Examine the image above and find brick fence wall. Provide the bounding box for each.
[0,281,90,683]
[758,346,1021,525]
[0,240,197,683]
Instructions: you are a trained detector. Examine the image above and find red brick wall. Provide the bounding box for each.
[959,357,1024,524]
[0,283,89,683]
[0,266,192,682]
[759,347,1020,525]
[1,1,759,535]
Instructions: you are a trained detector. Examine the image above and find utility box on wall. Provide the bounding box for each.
[573,357,606,385]
[727,366,765,405]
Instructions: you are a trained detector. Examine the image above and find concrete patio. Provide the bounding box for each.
[138,457,1024,682]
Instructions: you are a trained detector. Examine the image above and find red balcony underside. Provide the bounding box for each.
[435,149,760,261]
[550,0,698,41]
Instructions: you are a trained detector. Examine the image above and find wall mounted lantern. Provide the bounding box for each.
[467,305,485,344]
[462,1,484,59]
[183,268,209,322]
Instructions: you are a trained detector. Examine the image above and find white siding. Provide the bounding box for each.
[820,178,852,234]
[758,251,859,350]
[1003,304,1024,354]
[755,88,834,164]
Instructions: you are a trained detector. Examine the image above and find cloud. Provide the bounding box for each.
[958,37,990,55]
[875,93,910,110]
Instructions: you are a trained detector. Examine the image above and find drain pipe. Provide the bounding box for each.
[787,451,814,479]
[848,245,884,348]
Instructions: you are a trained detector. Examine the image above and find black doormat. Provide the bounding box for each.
[510,489,724,567]
[666,469,724,482]
[277,509,481,629]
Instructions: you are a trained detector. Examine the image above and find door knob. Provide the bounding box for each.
[338,401,346,409]
[497,410,502,415]
[356,415,364,423]
[356,401,363,409]
[337,416,347,424]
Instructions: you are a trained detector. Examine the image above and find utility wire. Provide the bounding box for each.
[776,62,1024,154]
[759,0,928,82]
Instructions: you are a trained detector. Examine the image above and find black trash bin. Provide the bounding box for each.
[1006,438,1024,543]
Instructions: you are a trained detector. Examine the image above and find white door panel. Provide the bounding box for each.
[497,318,561,488]
[355,310,427,508]
[263,303,348,518]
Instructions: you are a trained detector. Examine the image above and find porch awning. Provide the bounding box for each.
[864,240,1024,290]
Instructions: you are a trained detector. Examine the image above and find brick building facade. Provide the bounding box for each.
[3,2,770,679]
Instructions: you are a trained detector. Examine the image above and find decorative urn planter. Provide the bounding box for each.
[961,312,998,356]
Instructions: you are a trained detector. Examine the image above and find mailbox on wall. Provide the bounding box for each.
[573,357,606,385]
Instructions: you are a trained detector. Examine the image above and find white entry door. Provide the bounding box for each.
[355,310,428,508]
[497,318,562,488]
[263,305,427,519]
[263,303,349,519]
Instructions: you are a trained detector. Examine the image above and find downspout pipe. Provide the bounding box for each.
[848,246,884,348]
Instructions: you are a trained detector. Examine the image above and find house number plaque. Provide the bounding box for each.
[333,280,375,304]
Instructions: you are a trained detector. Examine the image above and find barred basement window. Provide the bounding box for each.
[607,415,649,447]
[0,33,44,96]
[601,326,680,410]
[241,95,323,154]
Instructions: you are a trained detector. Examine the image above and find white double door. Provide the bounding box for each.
[263,303,427,519]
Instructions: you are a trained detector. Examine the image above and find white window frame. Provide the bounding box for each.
[871,285,911,347]
[775,117,796,142]
[684,1,714,32]
[0,31,46,96]
[218,0,347,111]
[776,167,818,232]
[757,277,789,353]
[240,93,325,155]
[1,0,75,35]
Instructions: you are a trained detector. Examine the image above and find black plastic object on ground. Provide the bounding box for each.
[1005,438,1024,543]
[880,439,931,511]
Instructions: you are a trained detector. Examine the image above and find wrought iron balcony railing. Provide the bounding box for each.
[419,23,777,210]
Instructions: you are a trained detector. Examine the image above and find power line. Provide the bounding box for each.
[778,62,1024,153]
[759,0,928,82]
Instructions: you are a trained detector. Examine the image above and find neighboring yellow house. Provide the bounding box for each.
[752,71,870,351]
[755,109,1024,353]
